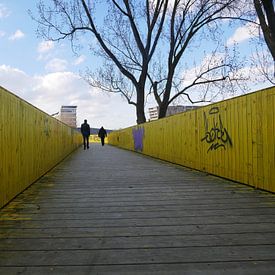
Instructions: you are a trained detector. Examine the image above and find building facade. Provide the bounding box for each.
[148,105,198,121]
[59,106,77,128]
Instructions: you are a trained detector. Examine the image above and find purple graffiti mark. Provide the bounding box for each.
[132,127,144,151]
[201,107,232,153]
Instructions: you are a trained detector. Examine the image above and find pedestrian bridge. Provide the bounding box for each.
[1,143,275,274]
[1,85,275,274]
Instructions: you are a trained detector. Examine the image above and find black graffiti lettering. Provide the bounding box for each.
[207,143,225,153]
[209,106,219,114]
[201,107,232,153]
[220,127,232,146]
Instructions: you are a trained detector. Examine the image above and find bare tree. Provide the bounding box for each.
[144,0,246,119]
[225,0,275,83]
[251,45,275,84]
[32,0,247,123]
[32,0,169,124]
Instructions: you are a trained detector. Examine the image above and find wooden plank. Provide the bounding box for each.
[256,92,264,188]
[240,96,248,183]
[1,261,275,275]
[1,208,275,221]
[265,89,275,191]
[1,215,275,230]
[1,232,275,251]
[246,94,254,185]
[1,245,275,266]
[262,91,269,190]
[225,100,233,179]
[1,221,275,239]
[2,202,273,215]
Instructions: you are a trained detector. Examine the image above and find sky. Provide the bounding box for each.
[0,0,137,129]
[0,1,273,129]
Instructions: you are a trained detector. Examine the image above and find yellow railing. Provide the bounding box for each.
[0,86,82,208]
[108,86,275,193]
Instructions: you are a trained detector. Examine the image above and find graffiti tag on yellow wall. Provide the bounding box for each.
[201,107,232,153]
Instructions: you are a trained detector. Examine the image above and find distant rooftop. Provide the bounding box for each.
[61,106,77,108]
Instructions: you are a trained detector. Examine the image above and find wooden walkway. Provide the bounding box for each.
[1,143,275,274]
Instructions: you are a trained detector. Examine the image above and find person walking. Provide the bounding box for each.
[98,126,107,146]
[81,119,91,150]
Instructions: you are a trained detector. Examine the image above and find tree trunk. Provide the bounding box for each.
[136,85,146,124]
[158,66,175,119]
[158,100,169,118]
[254,0,275,60]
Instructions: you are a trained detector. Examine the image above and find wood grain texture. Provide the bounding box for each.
[1,144,275,274]
[109,86,275,193]
[0,86,82,208]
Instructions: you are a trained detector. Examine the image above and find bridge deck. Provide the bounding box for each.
[1,144,275,274]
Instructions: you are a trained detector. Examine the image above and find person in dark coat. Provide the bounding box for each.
[80,119,91,150]
[98,126,107,146]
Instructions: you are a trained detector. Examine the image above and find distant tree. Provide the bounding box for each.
[32,0,244,123]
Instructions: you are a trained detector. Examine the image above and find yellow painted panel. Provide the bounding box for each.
[108,87,275,193]
[89,135,109,143]
[256,92,264,188]
[0,86,82,208]
[263,89,275,192]
[246,94,253,185]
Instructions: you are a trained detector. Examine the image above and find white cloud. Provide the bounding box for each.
[181,52,225,86]
[9,29,25,41]
[45,58,68,72]
[37,41,54,53]
[0,65,31,97]
[0,4,10,19]
[0,65,136,129]
[37,41,56,62]
[0,30,5,38]
[73,55,86,65]
[227,23,258,46]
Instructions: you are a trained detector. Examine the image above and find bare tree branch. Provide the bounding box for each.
[32,0,252,124]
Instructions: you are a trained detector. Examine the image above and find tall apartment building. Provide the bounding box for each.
[59,105,77,128]
[148,105,198,121]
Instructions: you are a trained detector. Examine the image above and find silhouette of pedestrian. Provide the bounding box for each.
[98,126,107,146]
[81,119,90,150]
